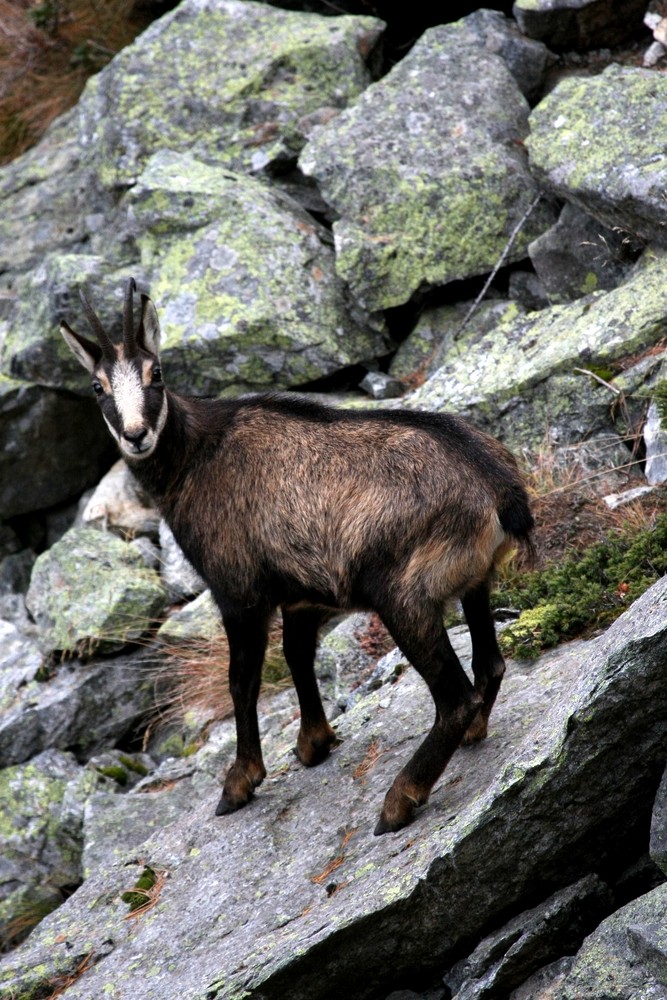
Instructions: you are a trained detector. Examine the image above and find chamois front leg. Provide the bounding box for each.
[215,608,270,816]
[282,606,337,766]
[460,579,506,745]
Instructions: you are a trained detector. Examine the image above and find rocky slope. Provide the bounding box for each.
[1,1,667,997]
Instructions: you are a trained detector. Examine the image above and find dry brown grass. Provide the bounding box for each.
[145,620,290,748]
[122,867,168,921]
[0,893,63,953]
[43,949,95,998]
[310,826,357,885]
[0,0,155,163]
[352,738,389,785]
[511,427,664,571]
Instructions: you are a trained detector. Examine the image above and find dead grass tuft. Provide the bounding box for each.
[43,949,95,999]
[0,893,64,953]
[310,827,357,885]
[513,431,667,572]
[0,0,156,163]
[352,738,389,785]
[144,620,289,748]
[122,867,168,920]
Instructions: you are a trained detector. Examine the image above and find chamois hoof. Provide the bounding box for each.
[374,812,411,836]
[217,760,266,815]
[215,792,251,816]
[374,780,426,835]
[295,727,338,767]
[461,713,488,745]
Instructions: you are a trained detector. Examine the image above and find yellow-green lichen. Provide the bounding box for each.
[408,246,667,432]
[80,4,383,187]
[27,526,166,656]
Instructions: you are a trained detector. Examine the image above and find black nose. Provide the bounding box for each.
[123,428,148,445]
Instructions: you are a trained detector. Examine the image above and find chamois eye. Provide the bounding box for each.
[151,366,162,383]
[92,380,104,396]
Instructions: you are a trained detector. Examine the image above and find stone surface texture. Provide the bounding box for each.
[1,577,666,999]
[300,24,554,312]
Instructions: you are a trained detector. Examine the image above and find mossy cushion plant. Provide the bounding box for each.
[495,514,667,659]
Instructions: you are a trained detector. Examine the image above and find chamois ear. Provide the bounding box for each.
[136,294,161,357]
[60,320,103,374]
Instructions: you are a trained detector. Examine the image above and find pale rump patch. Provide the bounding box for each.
[401,513,507,599]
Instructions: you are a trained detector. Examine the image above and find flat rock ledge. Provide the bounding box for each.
[2,577,667,999]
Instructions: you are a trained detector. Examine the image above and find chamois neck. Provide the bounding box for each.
[124,390,211,501]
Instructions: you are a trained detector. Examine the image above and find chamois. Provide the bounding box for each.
[61,279,534,835]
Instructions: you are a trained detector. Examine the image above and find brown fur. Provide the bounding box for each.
[156,401,521,614]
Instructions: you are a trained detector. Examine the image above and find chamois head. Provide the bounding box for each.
[61,278,167,460]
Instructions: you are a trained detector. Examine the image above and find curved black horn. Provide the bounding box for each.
[79,288,116,360]
[123,277,137,352]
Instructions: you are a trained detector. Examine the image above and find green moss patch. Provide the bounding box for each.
[121,866,158,914]
[496,515,667,659]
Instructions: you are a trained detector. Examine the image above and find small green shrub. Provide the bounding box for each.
[121,866,157,913]
[96,764,128,786]
[496,514,667,659]
[118,754,149,777]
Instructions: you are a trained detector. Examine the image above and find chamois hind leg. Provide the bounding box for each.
[215,606,271,816]
[282,606,337,767]
[374,597,482,835]
[460,579,506,745]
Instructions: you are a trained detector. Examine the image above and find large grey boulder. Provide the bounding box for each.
[0,113,94,284]
[444,874,613,999]
[557,884,667,999]
[404,248,667,451]
[300,23,554,313]
[448,9,555,102]
[129,151,387,395]
[82,773,217,878]
[0,749,101,948]
[1,254,141,394]
[0,645,155,768]
[77,0,384,188]
[1,575,666,1000]
[2,151,388,400]
[25,526,166,656]
[528,66,667,248]
[389,300,524,387]
[0,620,43,715]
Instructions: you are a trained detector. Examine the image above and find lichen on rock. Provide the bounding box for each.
[404,247,667,449]
[25,526,166,656]
[300,24,554,312]
[0,749,101,951]
[77,0,385,188]
[130,151,387,395]
[528,65,667,246]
